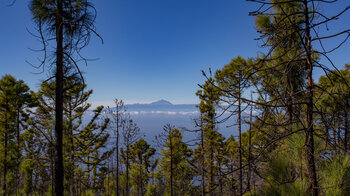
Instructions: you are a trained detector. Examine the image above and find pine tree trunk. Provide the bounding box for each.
[116,135,119,196]
[116,105,120,196]
[332,118,337,153]
[3,133,8,196]
[55,0,64,194]
[247,100,252,192]
[139,155,143,196]
[238,79,243,196]
[209,150,214,196]
[51,143,54,196]
[345,100,349,152]
[303,1,318,195]
[201,120,205,196]
[170,135,173,196]
[3,106,8,196]
[68,102,76,196]
[16,109,20,196]
[126,145,130,196]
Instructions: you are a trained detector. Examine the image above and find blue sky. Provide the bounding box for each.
[0,0,349,106]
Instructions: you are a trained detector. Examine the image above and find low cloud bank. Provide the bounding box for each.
[128,110,199,116]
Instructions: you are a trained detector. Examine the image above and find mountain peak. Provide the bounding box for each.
[150,99,172,106]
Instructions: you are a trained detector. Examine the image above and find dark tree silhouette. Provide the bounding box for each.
[29,0,102,194]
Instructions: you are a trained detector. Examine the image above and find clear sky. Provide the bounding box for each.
[0,0,349,106]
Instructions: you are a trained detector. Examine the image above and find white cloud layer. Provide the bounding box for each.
[128,110,199,116]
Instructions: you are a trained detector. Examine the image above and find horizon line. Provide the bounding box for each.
[90,99,199,108]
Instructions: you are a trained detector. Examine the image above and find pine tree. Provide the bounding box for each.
[196,76,222,195]
[129,139,155,196]
[120,119,141,196]
[27,76,112,194]
[108,99,126,196]
[158,125,193,196]
[0,75,32,195]
[317,67,350,153]
[249,1,350,194]
[29,1,101,193]
[215,56,253,195]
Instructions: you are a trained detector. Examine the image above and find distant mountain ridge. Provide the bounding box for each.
[129,99,173,106]
[150,99,172,106]
[123,100,198,113]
